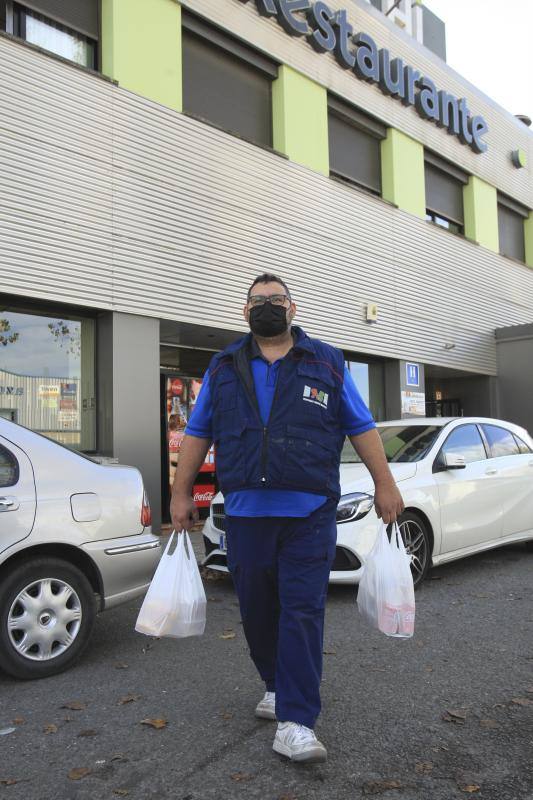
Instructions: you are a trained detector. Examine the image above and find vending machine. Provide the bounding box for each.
[161,374,216,523]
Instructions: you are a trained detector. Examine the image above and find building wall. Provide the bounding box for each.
[96,312,162,529]
[1,32,532,380]
[181,0,532,208]
[495,324,533,434]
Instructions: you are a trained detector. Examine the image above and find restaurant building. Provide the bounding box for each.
[1,0,532,530]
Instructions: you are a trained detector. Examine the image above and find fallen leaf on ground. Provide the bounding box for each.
[221,712,233,720]
[118,694,141,705]
[68,768,91,781]
[78,730,98,738]
[61,702,86,711]
[230,772,253,782]
[442,709,467,724]
[44,724,58,734]
[0,779,17,786]
[323,649,337,655]
[415,762,433,774]
[12,718,24,725]
[459,785,481,793]
[479,719,499,729]
[111,754,129,762]
[113,790,130,797]
[278,794,297,800]
[220,632,236,640]
[362,780,403,794]
[511,697,533,706]
[114,663,129,670]
[140,718,167,729]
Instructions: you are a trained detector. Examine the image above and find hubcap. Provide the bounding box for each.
[398,519,428,584]
[7,578,82,661]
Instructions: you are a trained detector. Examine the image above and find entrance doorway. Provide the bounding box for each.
[424,364,494,418]
[159,319,242,525]
[425,398,463,417]
[0,409,16,421]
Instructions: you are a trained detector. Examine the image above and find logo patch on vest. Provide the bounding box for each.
[303,385,329,409]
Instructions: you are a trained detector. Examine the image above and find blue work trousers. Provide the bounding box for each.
[225,498,337,729]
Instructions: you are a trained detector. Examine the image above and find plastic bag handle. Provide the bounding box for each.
[392,521,413,564]
[168,529,191,561]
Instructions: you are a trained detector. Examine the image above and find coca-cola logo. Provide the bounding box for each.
[194,491,214,502]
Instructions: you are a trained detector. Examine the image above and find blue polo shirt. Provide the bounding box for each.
[186,344,376,517]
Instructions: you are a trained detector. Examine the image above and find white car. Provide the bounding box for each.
[202,417,533,588]
[0,418,160,680]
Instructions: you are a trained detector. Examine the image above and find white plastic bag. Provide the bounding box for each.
[135,530,206,638]
[357,522,415,638]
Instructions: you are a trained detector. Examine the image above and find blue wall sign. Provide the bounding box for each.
[406,363,420,387]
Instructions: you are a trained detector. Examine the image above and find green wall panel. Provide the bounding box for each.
[101,0,182,112]
[381,129,425,219]
[272,65,329,176]
[463,175,499,253]
[525,213,533,269]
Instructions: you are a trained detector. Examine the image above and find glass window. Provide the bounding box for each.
[440,424,486,464]
[498,203,526,263]
[329,114,382,194]
[425,213,462,236]
[0,308,96,451]
[482,424,520,458]
[342,424,441,463]
[182,27,274,148]
[425,160,465,234]
[328,98,385,194]
[12,4,97,69]
[346,361,370,407]
[0,444,18,487]
[513,434,532,455]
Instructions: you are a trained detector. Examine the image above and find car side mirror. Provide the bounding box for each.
[443,453,466,469]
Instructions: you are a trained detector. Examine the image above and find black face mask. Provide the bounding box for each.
[249,303,289,338]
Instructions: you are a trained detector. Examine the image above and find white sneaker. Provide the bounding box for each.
[255,691,276,720]
[273,721,327,763]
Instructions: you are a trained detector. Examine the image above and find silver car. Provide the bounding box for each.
[0,418,160,680]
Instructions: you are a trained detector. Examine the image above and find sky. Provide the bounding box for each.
[426,0,533,122]
[0,314,81,378]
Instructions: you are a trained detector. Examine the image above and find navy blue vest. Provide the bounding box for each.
[208,326,345,502]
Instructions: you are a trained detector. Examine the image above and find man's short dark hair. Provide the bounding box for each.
[247,273,292,301]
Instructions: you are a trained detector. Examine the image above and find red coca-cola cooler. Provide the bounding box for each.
[161,374,216,522]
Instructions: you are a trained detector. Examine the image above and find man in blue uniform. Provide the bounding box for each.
[171,274,404,763]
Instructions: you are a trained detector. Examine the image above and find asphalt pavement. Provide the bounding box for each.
[1,541,533,800]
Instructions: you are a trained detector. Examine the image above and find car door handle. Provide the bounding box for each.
[0,496,18,510]
[485,469,498,476]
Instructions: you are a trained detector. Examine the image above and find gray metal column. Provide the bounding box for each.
[96,312,162,532]
[495,323,533,433]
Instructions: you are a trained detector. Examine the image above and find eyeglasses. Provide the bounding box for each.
[248,294,290,307]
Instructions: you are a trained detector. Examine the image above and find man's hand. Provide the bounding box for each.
[170,492,199,532]
[374,479,405,525]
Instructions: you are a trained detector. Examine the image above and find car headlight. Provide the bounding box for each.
[336,492,374,524]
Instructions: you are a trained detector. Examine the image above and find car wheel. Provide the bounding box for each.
[396,512,431,589]
[0,557,97,680]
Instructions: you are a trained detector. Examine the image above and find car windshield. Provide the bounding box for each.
[341,425,443,463]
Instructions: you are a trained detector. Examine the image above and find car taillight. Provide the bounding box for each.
[141,489,152,527]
